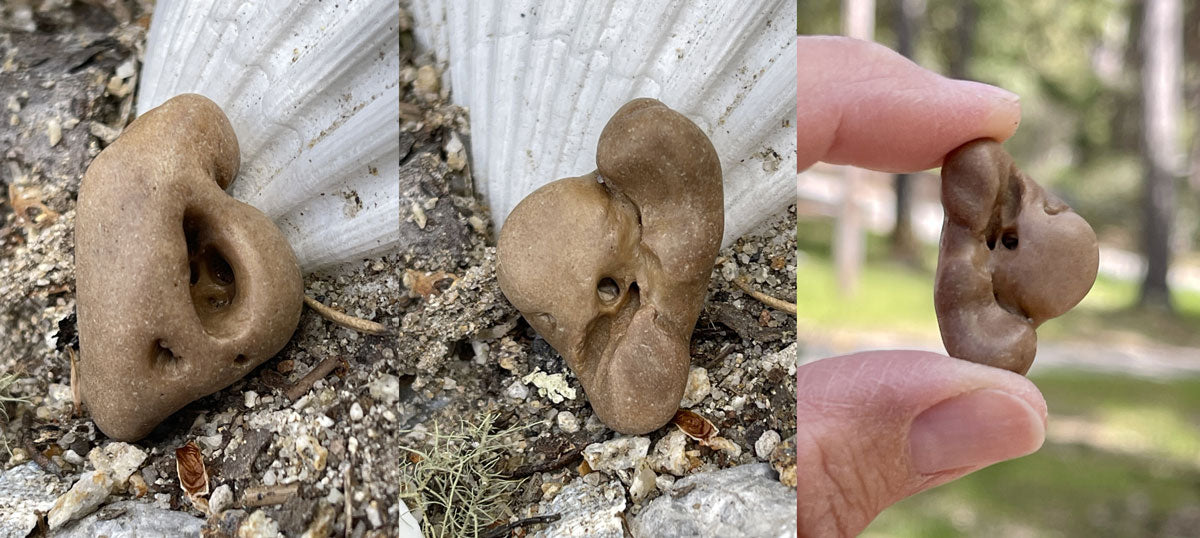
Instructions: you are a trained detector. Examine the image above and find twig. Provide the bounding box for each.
[284,355,344,402]
[481,514,562,538]
[304,295,389,335]
[732,278,797,315]
[23,437,62,478]
[505,447,585,480]
[240,484,299,508]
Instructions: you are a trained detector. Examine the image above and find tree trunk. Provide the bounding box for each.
[1138,0,1182,311]
[889,0,924,265]
[833,0,875,296]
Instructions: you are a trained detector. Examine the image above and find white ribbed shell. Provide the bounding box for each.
[138,0,400,271]
[409,0,797,246]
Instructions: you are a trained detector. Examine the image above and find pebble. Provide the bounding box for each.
[628,463,657,503]
[679,367,710,408]
[62,449,84,466]
[209,484,233,514]
[349,402,364,421]
[555,410,580,433]
[444,132,467,172]
[87,442,148,487]
[755,430,781,460]
[244,391,258,408]
[47,470,114,529]
[366,500,383,528]
[503,379,528,400]
[413,65,440,102]
[630,464,797,537]
[582,436,650,473]
[647,430,690,476]
[533,479,625,538]
[238,510,280,538]
[367,374,401,404]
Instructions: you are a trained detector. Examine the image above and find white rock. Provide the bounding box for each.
[522,369,576,403]
[48,470,114,529]
[209,484,234,515]
[444,132,467,172]
[755,430,781,460]
[349,402,364,421]
[62,450,85,466]
[629,463,657,503]
[533,479,625,538]
[198,434,224,451]
[648,430,690,477]
[0,463,67,537]
[368,374,402,404]
[54,500,204,538]
[504,379,529,400]
[583,436,650,473]
[679,367,711,408]
[365,500,383,528]
[238,509,281,538]
[87,442,148,487]
[556,410,580,433]
[244,391,258,408]
[630,464,797,538]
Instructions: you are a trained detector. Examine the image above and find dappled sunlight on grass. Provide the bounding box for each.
[864,371,1200,537]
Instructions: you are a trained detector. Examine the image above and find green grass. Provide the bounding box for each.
[796,218,1200,347]
[863,371,1200,537]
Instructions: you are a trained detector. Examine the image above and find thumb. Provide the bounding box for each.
[797,351,1047,537]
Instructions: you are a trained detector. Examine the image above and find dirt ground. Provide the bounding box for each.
[0,3,797,537]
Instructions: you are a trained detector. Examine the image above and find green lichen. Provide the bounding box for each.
[398,414,527,538]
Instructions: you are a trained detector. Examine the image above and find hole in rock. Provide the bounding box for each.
[581,282,641,371]
[153,339,184,378]
[597,277,620,303]
[1000,231,1018,250]
[184,211,238,333]
[234,354,248,365]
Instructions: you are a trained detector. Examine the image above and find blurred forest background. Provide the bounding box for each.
[798,0,1200,536]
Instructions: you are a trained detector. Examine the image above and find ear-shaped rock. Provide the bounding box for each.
[497,98,723,434]
[76,94,303,441]
[934,139,1098,374]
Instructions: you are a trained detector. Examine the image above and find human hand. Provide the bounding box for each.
[796,37,1045,537]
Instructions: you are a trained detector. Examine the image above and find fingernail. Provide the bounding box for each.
[909,389,1045,474]
[959,81,1021,139]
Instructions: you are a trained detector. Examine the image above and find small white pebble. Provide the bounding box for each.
[349,402,364,421]
[243,391,258,409]
[556,411,580,433]
[366,500,383,528]
[755,430,782,460]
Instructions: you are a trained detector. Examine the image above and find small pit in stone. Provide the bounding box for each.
[152,340,184,378]
[1001,231,1019,250]
[597,277,620,303]
[184,212,238,328]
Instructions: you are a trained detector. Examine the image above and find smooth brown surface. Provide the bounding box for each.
[76,94,303,441]
[935,139,1098,374]
[497,98,723,434]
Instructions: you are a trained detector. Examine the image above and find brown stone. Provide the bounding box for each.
[497,98,723,434]
[76,94,303,441]
[935,139,1098,374]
